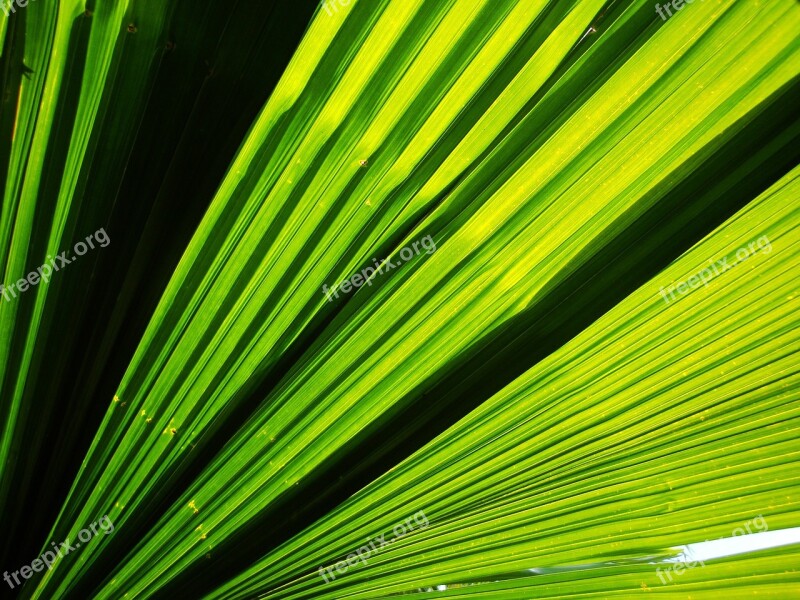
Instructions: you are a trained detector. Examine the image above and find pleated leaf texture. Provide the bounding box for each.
[0,0,798,598]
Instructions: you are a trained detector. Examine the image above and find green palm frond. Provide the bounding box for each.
[206,166,800,599]
[1,0,798,598]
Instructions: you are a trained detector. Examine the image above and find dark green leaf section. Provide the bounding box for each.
[0,0,318,585]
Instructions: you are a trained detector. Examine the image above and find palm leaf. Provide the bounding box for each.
[207,166,800,599]
[0,0,798,598]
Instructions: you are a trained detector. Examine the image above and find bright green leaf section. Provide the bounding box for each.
[32,0,616,595]
[209,164,800,600]
[396,544,800,599]
[8,0,797,597]
[49,0,797,597]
